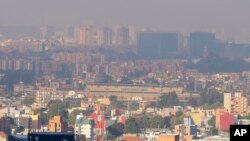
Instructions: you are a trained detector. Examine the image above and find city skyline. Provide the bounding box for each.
[0,0,250,42]
[0,1,249,140]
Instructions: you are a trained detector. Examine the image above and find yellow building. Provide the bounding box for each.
[189,111,206,126]
[100,97,111,105]
[85,84,183,94]
[157,134,179,141]
[84,84,186,101]
[0,132,7,141]
[224,93,232,112]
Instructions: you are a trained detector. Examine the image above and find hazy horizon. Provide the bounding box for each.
[0,0,250,42]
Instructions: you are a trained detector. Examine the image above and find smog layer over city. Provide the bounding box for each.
[0,1,249,141]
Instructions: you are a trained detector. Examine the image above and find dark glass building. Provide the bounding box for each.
[137,32,179,59]
[8,133,76,141]
[27,133,75,141]
[8,135,27,141]
[189,32,216,58]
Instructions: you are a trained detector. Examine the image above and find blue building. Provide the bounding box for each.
[137,32,179,59]
[189,32,216,58]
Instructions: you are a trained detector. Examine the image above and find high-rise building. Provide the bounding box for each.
[97,27,112,46]
[232,93,248,116]
[76,25,98,46]
[76,27,87,45]
[189,32,216,58]
[224,93,232,112]
[115,27,129,45]
[63,26,75,39]
[40,25,55,40]
[137,32,179,59]
[224,92,248,116]
[128,25,137,45]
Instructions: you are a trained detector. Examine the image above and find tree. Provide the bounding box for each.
[176,111,183,117]
[21,96,35,106]
[107,122,124,139]
[208,116,215,127]
[208,127,218,135]
[0,70,35,92]
[143,78,159,85]
[68,109,86,125]
[201,102,223,110]
[105,133,116,140]
[85,108,94,116]
[130,101,139,111]
[95,73,113,83]
[207,116,218,135]
[138,113,150,129]
[127,69,147,78]
[169,111,185,129]
[119,76,133,84]
[33,108,46,115]
[47,100,62,107]
[109,95,118,102]
[185,53,250,73]
[124,118,140,134]
[109,95,129,109]
[199,89,223,106]
[47,100,68,120]
[150,115,165,128]
[158,92,180,108]
[243,113,250,119]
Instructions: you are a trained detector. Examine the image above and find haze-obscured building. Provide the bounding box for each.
[115,27,129,45]
[189,32,216,58]
[97,27,112,46]
[137,32,179,59]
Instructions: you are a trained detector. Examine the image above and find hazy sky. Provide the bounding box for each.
[0,0,250,41]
